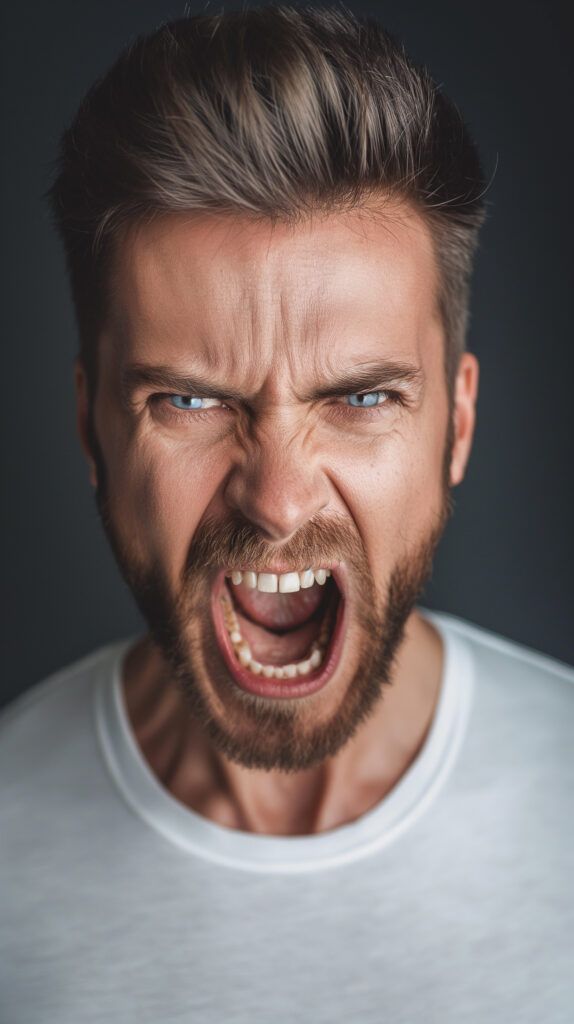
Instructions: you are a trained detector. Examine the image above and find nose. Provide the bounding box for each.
[223,419,330,542]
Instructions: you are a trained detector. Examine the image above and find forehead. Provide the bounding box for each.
[105,201,442,378]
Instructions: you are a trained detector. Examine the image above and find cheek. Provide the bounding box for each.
[100,421,224,583]
[331,419,447,567]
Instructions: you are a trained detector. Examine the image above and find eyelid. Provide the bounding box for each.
[148,393,229,419]
[338,388,399,403]
[178,394,223,405]
[165,393,225,407]
[152,387,403,418]
[345,388,389,397]
[342,389,385,403]
[159,389,390,404]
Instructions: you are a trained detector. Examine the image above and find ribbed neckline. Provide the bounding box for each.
[94,608,475,874]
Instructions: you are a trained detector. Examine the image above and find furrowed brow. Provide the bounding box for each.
[303,361,424,401]
[120,363,245,405]
[120,359,424,409]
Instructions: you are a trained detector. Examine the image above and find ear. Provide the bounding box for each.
[449,351,479,487]
[74,359,98,488]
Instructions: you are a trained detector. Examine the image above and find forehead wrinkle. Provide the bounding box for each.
[170,272,262,387]
[112,203,440,402]
[270,268,335,387]
[229,277,277,391]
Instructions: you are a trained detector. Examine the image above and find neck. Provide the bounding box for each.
[122,608,443,836]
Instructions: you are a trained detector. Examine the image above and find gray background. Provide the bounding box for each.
[1,0,573,709]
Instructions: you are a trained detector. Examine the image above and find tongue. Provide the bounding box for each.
[234,610,321,665]
[230,580,324,631]
[227,580,328,666]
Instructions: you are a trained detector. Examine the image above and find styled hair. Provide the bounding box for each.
[46,3,486,398]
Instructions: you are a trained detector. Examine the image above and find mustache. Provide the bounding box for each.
[183,510,370,578]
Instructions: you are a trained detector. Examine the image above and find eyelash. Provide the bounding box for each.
[151,390,404,424]
[329,390,404,422]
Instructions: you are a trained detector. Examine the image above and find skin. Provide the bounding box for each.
[76,200,478,836]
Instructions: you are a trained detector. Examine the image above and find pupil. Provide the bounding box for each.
[173,395,201,408]
[351,392,377,407]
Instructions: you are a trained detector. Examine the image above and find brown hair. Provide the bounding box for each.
[46,3,486,399]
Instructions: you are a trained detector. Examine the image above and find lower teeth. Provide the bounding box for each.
[220,592,330,679]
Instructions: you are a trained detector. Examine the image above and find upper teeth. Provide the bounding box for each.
[228,568,331,593]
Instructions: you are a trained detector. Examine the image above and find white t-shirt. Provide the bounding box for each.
[1,608,573,1023]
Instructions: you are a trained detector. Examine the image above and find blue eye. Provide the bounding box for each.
[346,391,387,408]
[169,395,203,410]
[167,395,223,411]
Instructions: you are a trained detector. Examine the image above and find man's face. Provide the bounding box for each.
[79,203,476,773]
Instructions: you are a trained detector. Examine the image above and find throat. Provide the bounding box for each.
[222,580,336,667]
[234,607,322,665]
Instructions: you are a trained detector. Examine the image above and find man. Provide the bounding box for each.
[1,5,572,1022]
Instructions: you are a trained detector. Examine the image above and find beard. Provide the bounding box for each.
[90,411,454,775]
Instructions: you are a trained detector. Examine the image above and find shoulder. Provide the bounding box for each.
[426,607,574,692]
[0,639,138,947]
[0,639,134,785]
[423,606,574,774]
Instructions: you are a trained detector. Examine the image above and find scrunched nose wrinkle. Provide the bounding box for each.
[224,428,330,542]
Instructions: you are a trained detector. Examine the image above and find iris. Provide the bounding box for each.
[346,391,386,408]
[169,395,204,410]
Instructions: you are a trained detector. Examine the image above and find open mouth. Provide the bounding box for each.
[210,565,347,698]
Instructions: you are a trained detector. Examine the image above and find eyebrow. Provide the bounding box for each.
[120,364,245,406]
[120,359,424,407]
[302,361,424,401]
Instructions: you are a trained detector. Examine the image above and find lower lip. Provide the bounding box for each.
[210,573,347,699]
